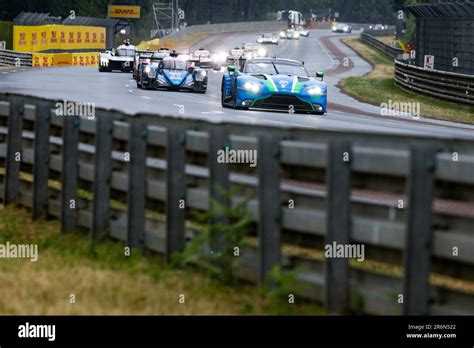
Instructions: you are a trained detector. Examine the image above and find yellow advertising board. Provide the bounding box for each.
[32,53,55,67]
[71,52,99,67]
[13,25,106,53]
[53,53,73,66]
[32,52,99,68]
[108,5,141,19]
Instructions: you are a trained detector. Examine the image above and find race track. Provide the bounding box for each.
[1,29,473,139]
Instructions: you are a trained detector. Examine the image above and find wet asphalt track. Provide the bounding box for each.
[1,29,473,139]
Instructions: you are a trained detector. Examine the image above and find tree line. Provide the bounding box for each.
[0,0,444,24]
[0,0,449,41]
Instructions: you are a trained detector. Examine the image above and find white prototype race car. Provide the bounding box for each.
[256,32,279,45]
[99,44,136,72]
[280,29,300,40]
[242,43,268,60]
[189,48,222,70]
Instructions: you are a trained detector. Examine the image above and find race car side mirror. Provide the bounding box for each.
[316,71,324,80]
[227,65,236,73]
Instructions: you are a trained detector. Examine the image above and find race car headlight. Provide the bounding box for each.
[145,65,156,77]
[332,26,337,31]
[257,38,263,43]
[308,86,323,96]
[143,66,156,78]
[280,31,286,37]
[294,32,300,38]
[257,47,267,57]
[213,52,227,63]
[243,82,261,93]
[196,70,207,81]
[344,26,350,32]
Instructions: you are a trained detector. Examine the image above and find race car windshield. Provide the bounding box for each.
[245,62,309,76]
[263,33,272,38]
[162,59,187,70]
[116,49,135,57]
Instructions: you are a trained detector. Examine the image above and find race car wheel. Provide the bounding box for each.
[99,67,109,72]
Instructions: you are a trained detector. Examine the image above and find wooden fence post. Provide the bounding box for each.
[32,103,51,220]
[166,126,186,262]
[92,112,114,241]
[208,127,230,253]
[403,143,437,315]
[257,134,281,285]
[325,139,352,314]
[127,118,147,253]
[61,116,79,234]
[4,98,23,205]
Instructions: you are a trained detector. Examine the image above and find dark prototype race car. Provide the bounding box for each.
[133,49,170,81]
[137,53,208,93]
[221,58,327,115]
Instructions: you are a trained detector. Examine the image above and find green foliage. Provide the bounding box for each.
[172,186,254,284]
[353,292,365,315]
[1,0,402,28]
[0,21,13,49]
[263,265,299,302]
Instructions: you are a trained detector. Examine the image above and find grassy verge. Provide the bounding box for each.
[0,205,324,315]
[340,37,474,125]
[376,36,396,45]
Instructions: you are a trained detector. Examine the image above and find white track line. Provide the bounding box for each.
[316,36,337,71]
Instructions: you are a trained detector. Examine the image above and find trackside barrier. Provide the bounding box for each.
[0,49,32,66]
[360,34,474,106]
[360,33,403,59]
[32,52,99,67]
[166,21,288,41]
[394,60,474,106]
[0,94,473,315]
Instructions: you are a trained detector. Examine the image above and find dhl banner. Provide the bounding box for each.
[71,52,99,67]
[32,52,99,68]
[108,5,141,19]
[14,25,105,53]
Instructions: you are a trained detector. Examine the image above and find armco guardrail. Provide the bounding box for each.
[395,60,474,106]
[363,28,396,37]
[167,21,287,41]
[0,49,32,67]
[360,33,403,59]
[1,94,474,315]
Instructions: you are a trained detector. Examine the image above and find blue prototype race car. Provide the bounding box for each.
[221,58,327,114]
[137,53,208,93]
